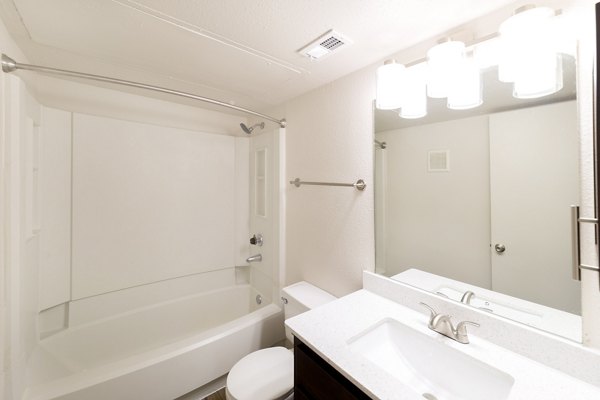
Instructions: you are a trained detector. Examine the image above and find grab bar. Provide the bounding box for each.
[289,178,366,191]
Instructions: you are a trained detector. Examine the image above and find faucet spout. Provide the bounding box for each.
[460,290,476,305]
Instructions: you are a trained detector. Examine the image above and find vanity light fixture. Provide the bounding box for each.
[473,37,502,69]
[399,63,427,119]
[513,51,563,99]
[426,39,466,99]
[375,4,562,119]
[499,5,562,98]
[376,59,406,110]
[447,54,482,110]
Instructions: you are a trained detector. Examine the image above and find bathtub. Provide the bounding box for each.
[24,284,284,400]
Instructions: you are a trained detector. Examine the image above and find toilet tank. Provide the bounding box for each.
[281,281,336,343]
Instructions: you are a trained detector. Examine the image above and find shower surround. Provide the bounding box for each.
[3,75,283,399]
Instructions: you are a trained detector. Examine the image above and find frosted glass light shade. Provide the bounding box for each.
[513,52,563,98]
[473,38,501,69]
[427,41,465,98]
[499,6,554,42]
[399,63,427,119]
[447,56,482,110]
[376,60,406,110]
[498,5,559,92]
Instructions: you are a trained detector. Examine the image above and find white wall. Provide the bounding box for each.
[282,69,376,297]
[1,74,42,400]
[27,76,245,137]
[71,113,241,299]
[0,10,31,398]
[376,115,491,287]
[38,108,71,310]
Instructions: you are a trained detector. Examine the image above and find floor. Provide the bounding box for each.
[179,340,291,400]
[202,388,226,400]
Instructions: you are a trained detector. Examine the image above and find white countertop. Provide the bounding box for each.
[286,289,600,400]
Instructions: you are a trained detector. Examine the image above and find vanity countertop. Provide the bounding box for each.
[286,289,600,400]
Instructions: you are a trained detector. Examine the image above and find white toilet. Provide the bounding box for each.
[225,281,336,400]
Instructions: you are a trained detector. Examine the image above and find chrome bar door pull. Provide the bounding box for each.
[570,205,599,282]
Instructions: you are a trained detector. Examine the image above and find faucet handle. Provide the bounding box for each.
[456,320,479,331]
[455,321,480,343]
[419,302,438,323]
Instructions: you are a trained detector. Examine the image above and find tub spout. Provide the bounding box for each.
[246,254,262,263]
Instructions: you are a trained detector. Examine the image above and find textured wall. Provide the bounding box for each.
[283,70,376,297]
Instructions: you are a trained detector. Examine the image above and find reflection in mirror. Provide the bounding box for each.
[374,53,581,341]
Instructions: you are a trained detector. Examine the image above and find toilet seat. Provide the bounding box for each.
[226,347,293,400]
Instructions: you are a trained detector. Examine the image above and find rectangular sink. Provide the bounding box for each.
[348,318,514,400]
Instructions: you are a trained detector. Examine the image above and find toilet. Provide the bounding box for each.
[225,281,336,400]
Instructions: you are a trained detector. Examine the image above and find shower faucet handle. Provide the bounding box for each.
[250,234,263,246]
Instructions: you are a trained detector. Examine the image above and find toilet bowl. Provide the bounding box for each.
[225,282,336,400]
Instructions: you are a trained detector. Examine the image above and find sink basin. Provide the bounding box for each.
[348,318,514,400]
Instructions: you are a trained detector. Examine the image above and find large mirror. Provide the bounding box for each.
[374,46,582,341]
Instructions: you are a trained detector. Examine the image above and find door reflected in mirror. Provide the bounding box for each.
[374,56,581,341]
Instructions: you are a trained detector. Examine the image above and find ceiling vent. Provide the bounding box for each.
[298,30,352,60]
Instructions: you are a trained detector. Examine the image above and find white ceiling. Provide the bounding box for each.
[0,0,521,114]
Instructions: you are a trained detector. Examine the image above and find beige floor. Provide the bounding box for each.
[202,388,226,400]
[183,340,291,400]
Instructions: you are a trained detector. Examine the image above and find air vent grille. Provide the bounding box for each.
[428,150,450,172]
[320,36,344,50]
[298,30,352,60]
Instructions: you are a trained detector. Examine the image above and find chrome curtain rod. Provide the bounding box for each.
[1,54,286,128]
[374,140,387,149]
[289,178,366,191]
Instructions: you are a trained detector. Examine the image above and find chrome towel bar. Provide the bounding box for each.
[289,178,366,191]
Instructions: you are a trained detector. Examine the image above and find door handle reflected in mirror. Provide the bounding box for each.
[494,243,506,254]
[250,233,263,246]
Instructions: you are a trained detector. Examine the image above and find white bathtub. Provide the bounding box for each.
[25,284,284,400]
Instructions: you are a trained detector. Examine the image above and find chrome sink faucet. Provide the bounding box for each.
[460,290,475,305]
[420,302,479,344]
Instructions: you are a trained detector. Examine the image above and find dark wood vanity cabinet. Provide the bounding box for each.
[294,337,372,400]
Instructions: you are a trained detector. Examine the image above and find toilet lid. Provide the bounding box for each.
[227,347,293,400]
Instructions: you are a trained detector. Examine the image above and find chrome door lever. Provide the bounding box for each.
[246,254,262,263]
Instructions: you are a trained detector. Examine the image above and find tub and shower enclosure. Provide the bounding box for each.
[2,64,286,400]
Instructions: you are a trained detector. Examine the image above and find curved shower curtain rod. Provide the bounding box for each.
[1,54,287,128]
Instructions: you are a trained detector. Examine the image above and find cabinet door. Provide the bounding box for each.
[294,338,371,400]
